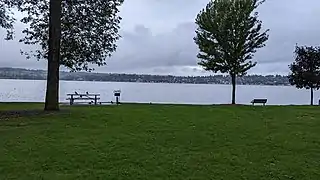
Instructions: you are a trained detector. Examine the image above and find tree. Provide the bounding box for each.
[194,0,269,104]
[288,45,320,105]
[45,0,62,111]
[0,0,16,39]
[11,0,123,110]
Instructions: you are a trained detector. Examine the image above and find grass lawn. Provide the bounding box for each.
[0,103,320,179]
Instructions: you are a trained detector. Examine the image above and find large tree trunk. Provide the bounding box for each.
[44,0,62,111]
[310,87,314,106]
[231,73,236,104]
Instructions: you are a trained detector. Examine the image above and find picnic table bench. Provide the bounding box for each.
[66,92,100,105]
[251,99,267,106]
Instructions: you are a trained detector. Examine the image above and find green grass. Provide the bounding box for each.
[1,103,320,179]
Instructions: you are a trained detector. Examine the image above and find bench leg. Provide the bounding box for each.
[116,97,119,105]
[70,97,74,105]
[70,95,74,105]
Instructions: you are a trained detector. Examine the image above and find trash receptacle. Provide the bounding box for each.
[114,90,121,105]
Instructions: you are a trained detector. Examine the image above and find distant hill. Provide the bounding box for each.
[0,67,290,86]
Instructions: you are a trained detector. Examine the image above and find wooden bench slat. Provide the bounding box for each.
[66,98,101,100]
[251,99,267,105]
[251,100,267,103]
[67,94,100,96]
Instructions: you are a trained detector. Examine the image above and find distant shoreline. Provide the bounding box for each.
[0,77,291,87]
[0,67,291,86]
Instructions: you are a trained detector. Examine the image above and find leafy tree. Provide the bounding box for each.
[0,0,16,39]
[194,0,269,104]
[288,45,320,105]
[10,0,123,110]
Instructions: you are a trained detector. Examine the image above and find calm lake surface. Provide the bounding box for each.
[1,79,319,105]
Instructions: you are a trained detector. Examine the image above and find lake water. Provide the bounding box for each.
[1,79,319,105]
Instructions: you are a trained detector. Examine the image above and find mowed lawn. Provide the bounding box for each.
[0,103,320,179]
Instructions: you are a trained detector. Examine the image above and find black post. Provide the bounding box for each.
[94,95,97,105]
[231,73,236,104]
[70,95,74,105]
[311,87,314,106]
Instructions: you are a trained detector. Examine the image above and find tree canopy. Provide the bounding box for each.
[288,45,320,105]
[15,0,123,71]
[194,0,269,104]
[0,0,16,39]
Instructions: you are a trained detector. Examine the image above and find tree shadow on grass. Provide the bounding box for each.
[0,109,69,121]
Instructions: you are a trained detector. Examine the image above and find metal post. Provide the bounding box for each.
[70,95,74,105]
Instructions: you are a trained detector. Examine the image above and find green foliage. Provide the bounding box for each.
[1,103,320,179]
[194,0,269,76]
[288,45,320,90]
[0,0,16,39]
[13,0,123,71]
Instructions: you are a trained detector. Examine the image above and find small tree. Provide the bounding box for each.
[288,45,320,105]
[10,0,123,111]
[194,0,269,104]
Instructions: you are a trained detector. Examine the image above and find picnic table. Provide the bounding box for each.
[66,92,100,105]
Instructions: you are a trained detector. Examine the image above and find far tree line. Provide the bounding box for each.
[1,0,320,109]
[0,67,291,86]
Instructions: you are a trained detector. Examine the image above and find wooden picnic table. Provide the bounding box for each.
[66,93,101,105]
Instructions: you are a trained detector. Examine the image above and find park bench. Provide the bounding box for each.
[66,92,100,105]
[251,99,267,106]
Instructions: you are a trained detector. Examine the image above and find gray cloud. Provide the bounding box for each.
[1,0,320,75]
[100,22,198,70]
[0,22,46,69]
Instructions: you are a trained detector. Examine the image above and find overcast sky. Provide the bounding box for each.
[1,0,320,76]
